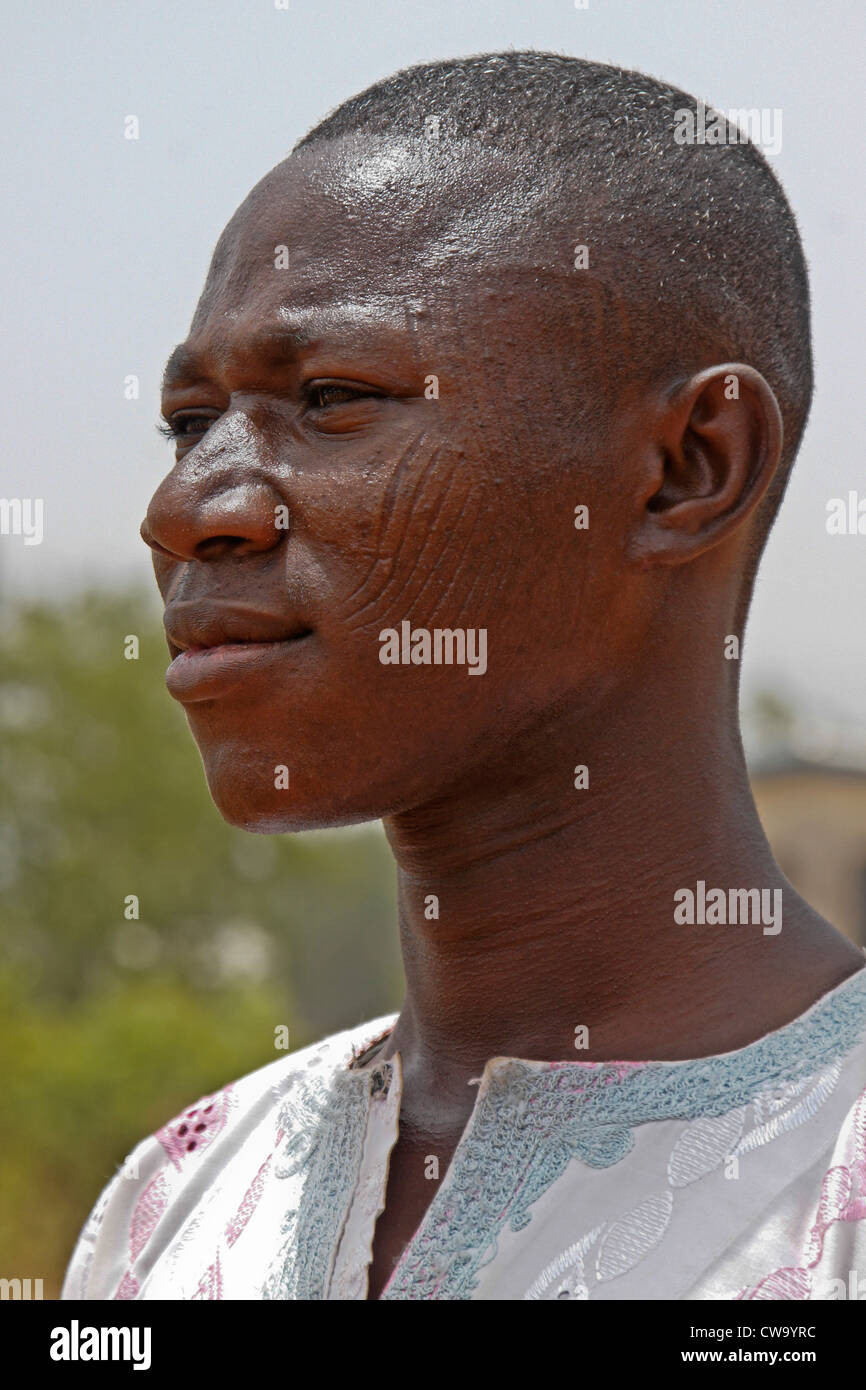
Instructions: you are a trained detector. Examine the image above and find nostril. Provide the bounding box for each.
[193,534,258,561]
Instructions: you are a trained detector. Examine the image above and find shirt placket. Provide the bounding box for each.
[326,1055,402,1299]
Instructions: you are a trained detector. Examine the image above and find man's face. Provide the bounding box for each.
[144,136,643,830]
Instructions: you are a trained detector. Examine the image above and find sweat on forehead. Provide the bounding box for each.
[198,134,555,305]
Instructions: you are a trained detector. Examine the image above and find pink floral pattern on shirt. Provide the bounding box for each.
[738,1085,866,1299]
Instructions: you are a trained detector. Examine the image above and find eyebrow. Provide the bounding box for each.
[161,306,419,393]
[161,327,311,392]
[162,343,206,391]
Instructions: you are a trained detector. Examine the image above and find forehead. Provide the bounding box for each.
[189,136,556,338]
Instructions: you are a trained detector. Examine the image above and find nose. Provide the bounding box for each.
[141,442,286,564]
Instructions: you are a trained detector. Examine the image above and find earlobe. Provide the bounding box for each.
[629,363,784,566]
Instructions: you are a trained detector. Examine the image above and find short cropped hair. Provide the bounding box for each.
[297,51,812,576]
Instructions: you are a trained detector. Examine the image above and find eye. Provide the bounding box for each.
[157,411,219,442]
[306,382,381,409]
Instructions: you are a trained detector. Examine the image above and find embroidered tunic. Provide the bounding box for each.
[63,965,866,1300]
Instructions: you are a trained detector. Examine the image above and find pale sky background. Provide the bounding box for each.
[2,0,864,729]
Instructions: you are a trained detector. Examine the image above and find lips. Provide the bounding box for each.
[163,600,313,701]
[164,599,312,655]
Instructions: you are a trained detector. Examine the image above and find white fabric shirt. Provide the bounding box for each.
[63,963,866,1300]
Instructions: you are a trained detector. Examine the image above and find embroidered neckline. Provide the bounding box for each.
[263,1067,373,1300]
[267,965,866,1301]
[382,965,866,1299]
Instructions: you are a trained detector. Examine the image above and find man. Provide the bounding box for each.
[64,51,866,1300]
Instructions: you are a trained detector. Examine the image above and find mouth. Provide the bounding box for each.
[163,605,314,701]
[165,634,313,701]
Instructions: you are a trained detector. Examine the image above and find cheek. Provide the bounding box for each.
[308,427,528,641]
[298,410,612,690]
[346,440,493,632]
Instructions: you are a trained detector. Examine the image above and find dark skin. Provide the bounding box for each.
[141,134,864,1299]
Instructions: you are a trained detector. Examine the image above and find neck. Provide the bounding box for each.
[381,672,862,1127]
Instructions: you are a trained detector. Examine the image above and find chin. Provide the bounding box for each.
[196,744,390,835]
[219,801,378,835]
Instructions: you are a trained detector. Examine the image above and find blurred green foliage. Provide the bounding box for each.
[0,591,401,1295]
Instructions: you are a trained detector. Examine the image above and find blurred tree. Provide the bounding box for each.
[0,592,401,1294]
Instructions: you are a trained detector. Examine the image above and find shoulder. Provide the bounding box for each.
[61,1012,396,1300]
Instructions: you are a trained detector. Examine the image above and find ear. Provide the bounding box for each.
[629,364,783,566]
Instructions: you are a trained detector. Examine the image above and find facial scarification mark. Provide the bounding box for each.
[390,480,489,630]
[343,249,634,645]
[447,519,517,631]
[372,457,470,602]
[367,440,446,575]
[342,431,433,610]
[344,449,471,633]
[377,301,534,633]
[343,443,480,630]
